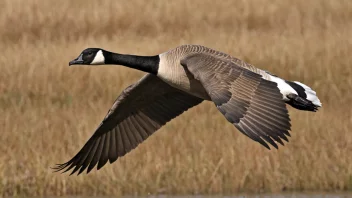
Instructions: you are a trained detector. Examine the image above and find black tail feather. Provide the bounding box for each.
[286,93,319,112]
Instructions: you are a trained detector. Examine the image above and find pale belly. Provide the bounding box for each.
[157,58,210,100]
[174,76,211,100]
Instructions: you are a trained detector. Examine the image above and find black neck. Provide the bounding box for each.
[103,51,159,75]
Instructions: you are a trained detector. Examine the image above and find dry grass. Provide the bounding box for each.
[1,0,352,196]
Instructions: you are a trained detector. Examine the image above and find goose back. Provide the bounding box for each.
[157,45,271,100]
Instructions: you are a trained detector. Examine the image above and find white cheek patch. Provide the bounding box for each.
[90,50,105,65]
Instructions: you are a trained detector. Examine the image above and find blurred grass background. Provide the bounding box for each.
[0,0,351,197]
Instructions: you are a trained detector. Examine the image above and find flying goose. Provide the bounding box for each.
[54,45,321,175]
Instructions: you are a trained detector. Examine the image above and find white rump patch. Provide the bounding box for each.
[294,81,322,107]
[90,50,105,65]
[267,75,297,101]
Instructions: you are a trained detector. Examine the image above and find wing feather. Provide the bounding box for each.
[182,53,291,149]
[53,74,203,175]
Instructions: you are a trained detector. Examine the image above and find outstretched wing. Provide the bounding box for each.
[53,74,203,175]
[181,53,291,149]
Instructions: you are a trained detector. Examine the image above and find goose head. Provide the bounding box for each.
[69,48,106,66]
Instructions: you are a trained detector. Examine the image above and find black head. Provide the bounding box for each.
[69,48,106,66]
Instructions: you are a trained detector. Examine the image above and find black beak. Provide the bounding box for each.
[69,54,84,66]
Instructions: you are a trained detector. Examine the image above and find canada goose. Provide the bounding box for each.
[55,45,321,175]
